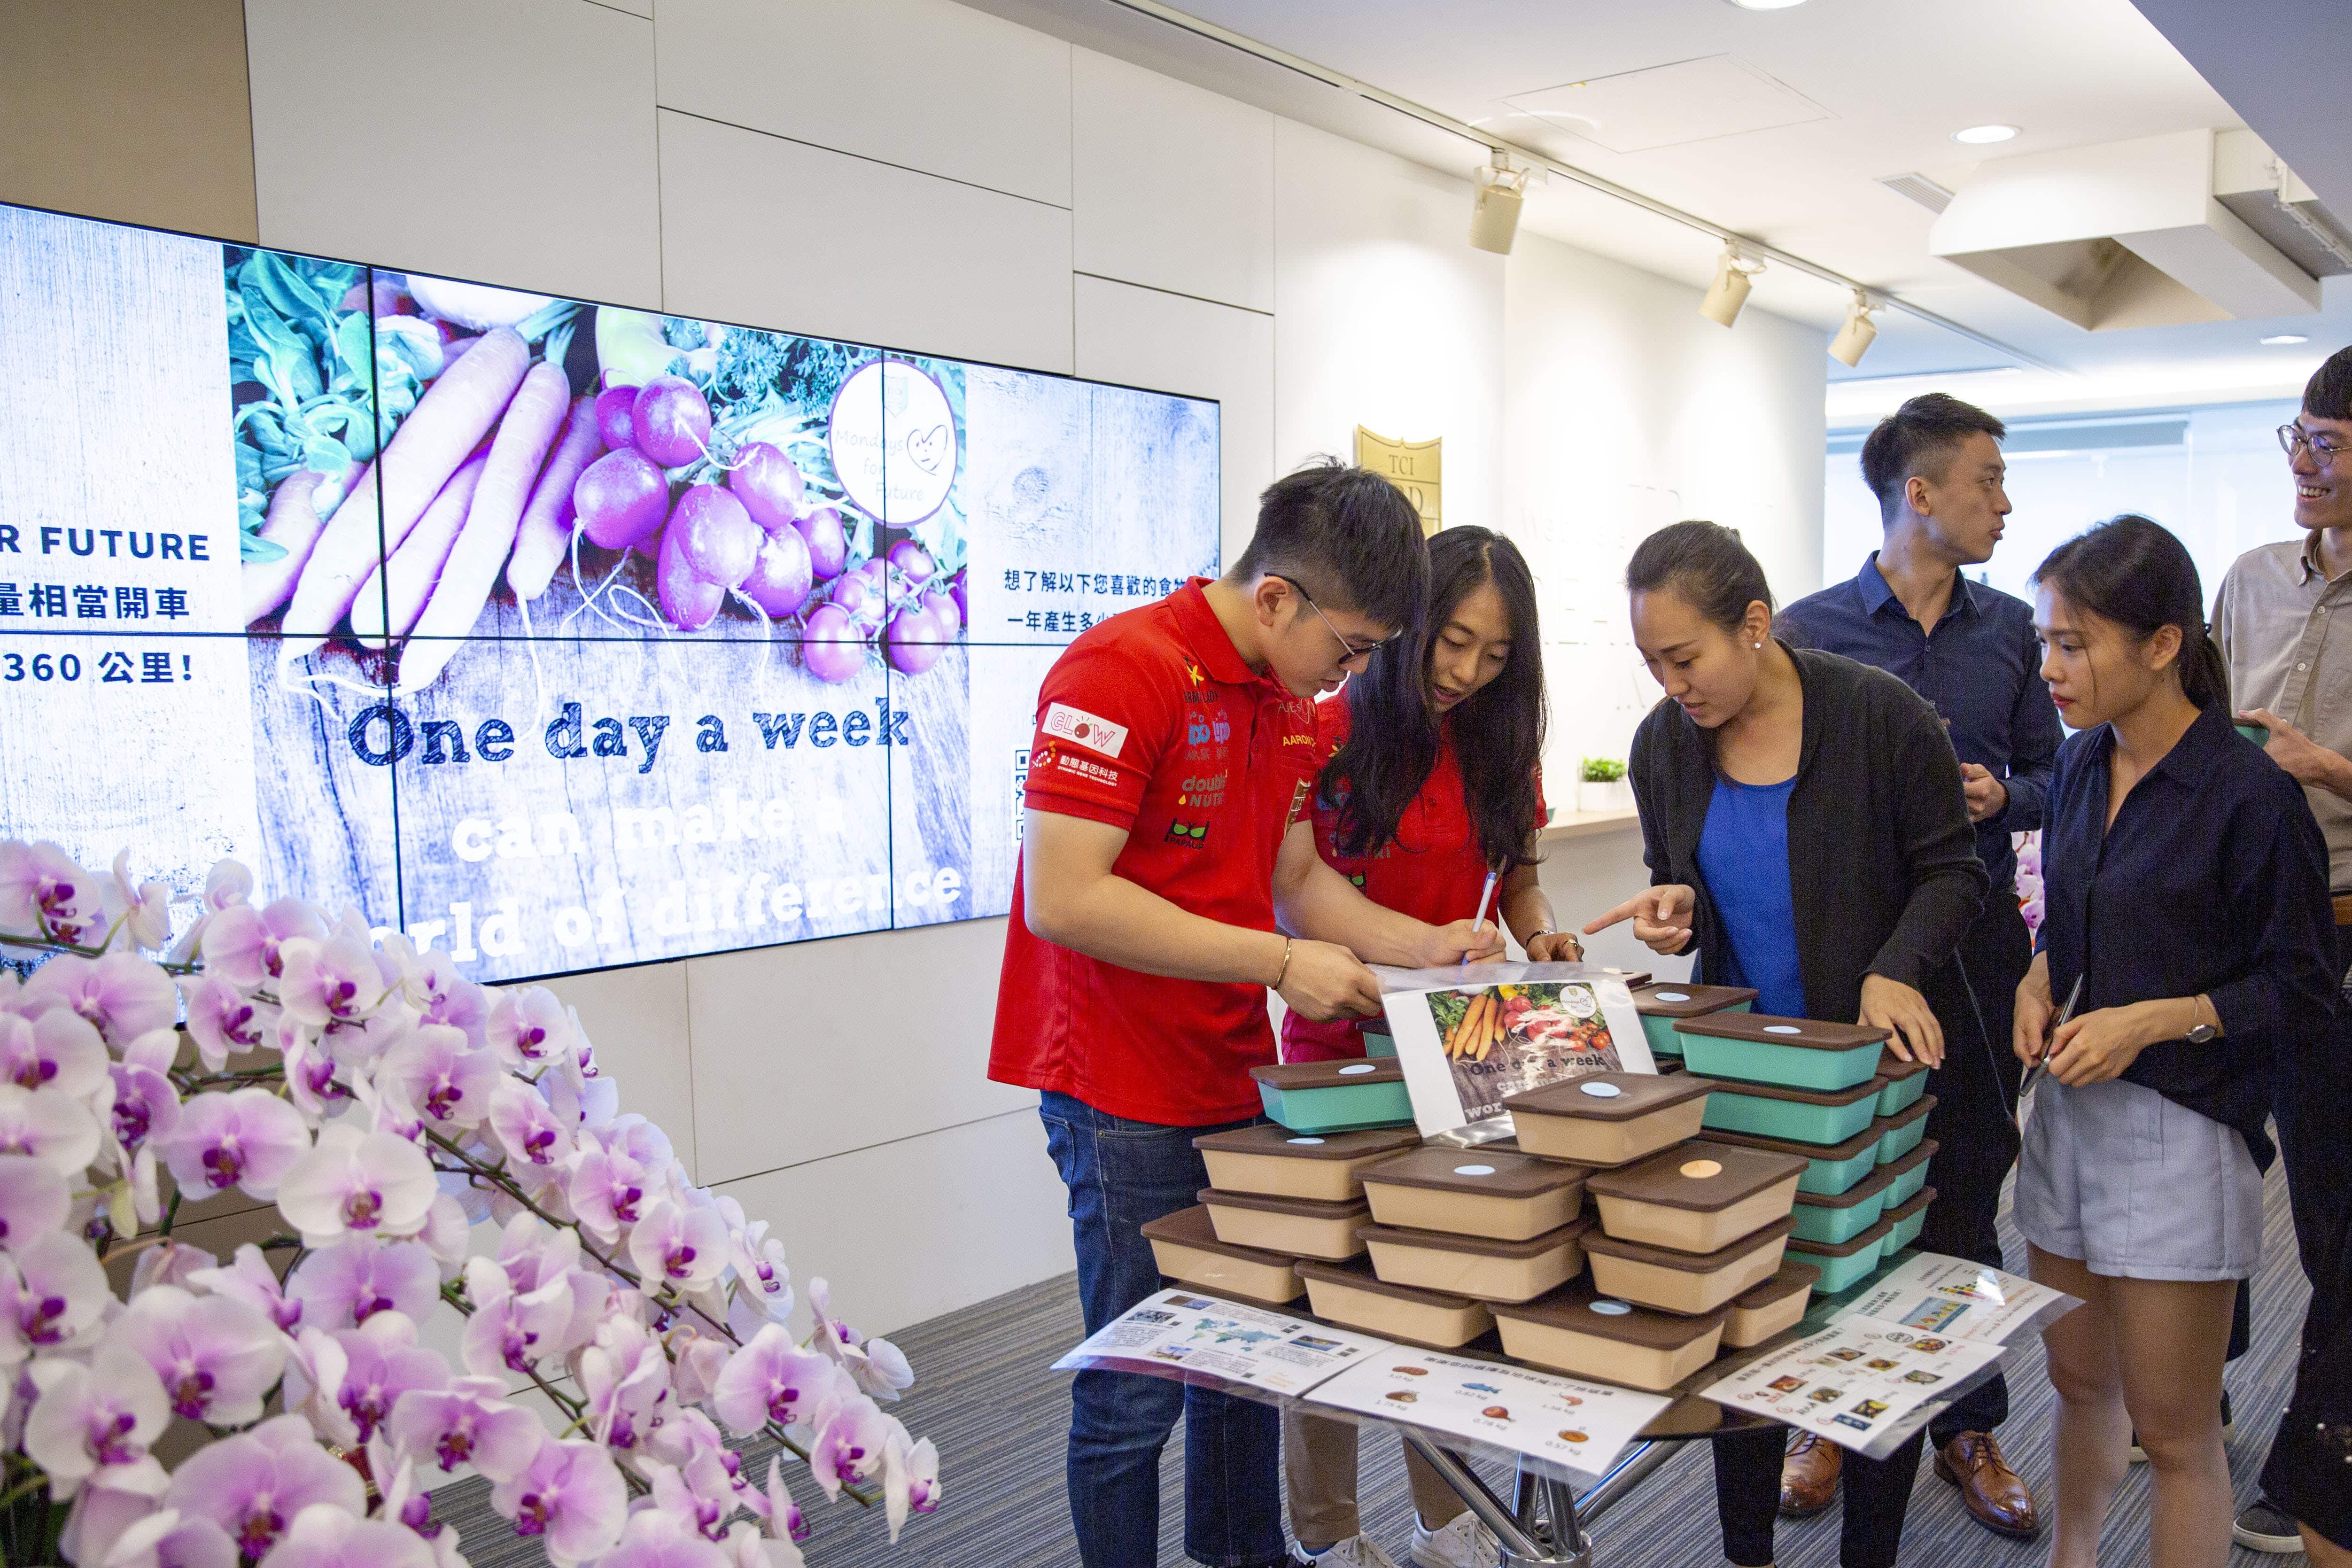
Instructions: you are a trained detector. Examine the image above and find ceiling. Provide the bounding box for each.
[969,0,2352,425]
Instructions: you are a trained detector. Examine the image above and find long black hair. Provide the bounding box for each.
[1623,520,1774,632]
[2030,514,2228,712]
[1322,526,1546,871]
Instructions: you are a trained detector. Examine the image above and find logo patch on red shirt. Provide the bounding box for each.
[1042,702,1128,759]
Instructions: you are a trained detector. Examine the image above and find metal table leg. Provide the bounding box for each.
[1394,1432,1688,1568]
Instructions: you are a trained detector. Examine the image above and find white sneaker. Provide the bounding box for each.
[1411,1512,1501,1568]
[1292,1536,1404,1568]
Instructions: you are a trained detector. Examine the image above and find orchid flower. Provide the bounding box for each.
[592,1507,731,1568]
[11,1229,112,1351]
[199,898,326,989]
[380,1024,498,1128]
[413,952,489,1044]
[59,1473,174,1568]
[568,1146,654,1245]
[628,1199,728,1294]
[489,1436,629,1568]
[157,1087,309,1199]
[26,951,180,1046]
[761,1457,810,1545]
[108,1059,183,1157]
[0,1080,102,1173]
[710,1324,846,1437]
[807,1388,893,1501]
[881,1426,940,1541]
[808,1278,914,1400]
[721,1518,805,1568]
[188,1243,303,1334]
[487,986,571,1071]
[0,840,106,943]
[0,1151,69,1252]
[572,1312,672,1454]
[418,1193,473,1278]
[275,1122,437,1249]
[276,931,388,1031]
[285,1237,439,1331]
[178,975,278,1072]
[111,1284,288,1426]
[486,1075,572,1178]
[725,1217,793,1326]
[320,1312,448,1446]
[163,1414,368,1561]
[127,1240,218,1296]
[245,1501,435,1568]
[386,1374,543,1482]
[96,1505,239,1568]
[459,1256,574,1377]
[105,850,175,953]
[23,1345,171,1499]
[0,1004,108,1096]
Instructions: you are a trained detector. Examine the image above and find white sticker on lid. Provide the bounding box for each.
[1338,1064,1376,1077]
[1579,1081,1624,1099]
[1655,991,1692,1002]
[1452,1164,1497,1177]
[1680,1159,1724,1179]
[1286,1137,1327,1146]
[1764,1025,1802,1035]
[1589,1300,1633,1316]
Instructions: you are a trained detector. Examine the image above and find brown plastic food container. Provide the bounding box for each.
[1583,1215,1796,1315]
[1491,1277,1728,1390]
[1358,1215,1593,1304]
[1720,1260,1821,1348]
[1296,1257,1495,1349]
[1503,1071,1718,1167]
[1631,983,1760,1016]
[1139,1206,1305,1307]
[1197,1187,1369,1261]
[1192,1124,1424,1202]
[1358,1146,1589,1241]
[1585,1141,1808,1253]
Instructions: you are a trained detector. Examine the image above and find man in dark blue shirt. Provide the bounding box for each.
[1776,393,2059,1542]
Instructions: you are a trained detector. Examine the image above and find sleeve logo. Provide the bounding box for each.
[1042,702,1127,760]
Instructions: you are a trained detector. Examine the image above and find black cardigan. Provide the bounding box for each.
[1629,644,1989,1024]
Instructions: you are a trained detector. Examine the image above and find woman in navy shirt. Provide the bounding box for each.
[1588,520,1986,1568]
[2016,516,2334,1568]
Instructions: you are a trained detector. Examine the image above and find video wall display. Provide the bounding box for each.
[0,202,1221,981]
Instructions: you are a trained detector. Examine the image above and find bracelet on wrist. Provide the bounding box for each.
[1273,938,1294,992]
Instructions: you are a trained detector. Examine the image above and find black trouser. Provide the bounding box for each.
[1715,1427,1926,1568]
[1915,894,2031,1446]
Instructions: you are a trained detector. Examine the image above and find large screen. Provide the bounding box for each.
[0,203,1219,981]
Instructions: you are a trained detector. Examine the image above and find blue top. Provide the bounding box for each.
[1694,775,1805,1018]
[2037,703,2336,1169]
[1778,554,2060,897]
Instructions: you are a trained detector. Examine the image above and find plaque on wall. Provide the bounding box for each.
[1355,427,1441,535]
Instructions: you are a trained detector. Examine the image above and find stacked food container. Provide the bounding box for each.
[1630,983,1758,1071]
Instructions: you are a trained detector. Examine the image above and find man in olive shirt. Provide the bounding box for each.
[2211,346,2352,1555]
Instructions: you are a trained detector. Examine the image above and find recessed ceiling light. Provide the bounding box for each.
[1724,0,1809,9]
[2263,334,2311,345]
[1953,124,2019,145]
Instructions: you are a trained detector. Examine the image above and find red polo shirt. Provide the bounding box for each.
[989,580,1320,1125]
[1282,698,1546,1062]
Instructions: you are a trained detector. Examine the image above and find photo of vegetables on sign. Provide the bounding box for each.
[1371,965,1655,1141]
[0,199,1218,982]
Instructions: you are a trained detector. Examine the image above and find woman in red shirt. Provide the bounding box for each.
[1281,526,1568,1568]
[1283,524,1571,1067]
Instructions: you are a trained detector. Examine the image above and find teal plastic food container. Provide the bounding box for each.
[1698,1123,1882,1197]
[1363,1028,1397,1059]
[1787,1214,1893,1293]
[1702,1074,1886,1146]
[1874,1055,1929,1116]
[1630,983,1757,1059]
[1789,1163,1896,1245]
[1882,1139,1935,1207]
[1250,1058,1413,1133]
[1873,1095,1937,1165]
[1883,1187,1934,1252]
[1676,1013,1889,1092]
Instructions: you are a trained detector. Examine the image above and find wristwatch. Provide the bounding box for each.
[2184,995,2218,1045]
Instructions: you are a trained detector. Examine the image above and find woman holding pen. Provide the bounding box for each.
[1584,520,1985,1568]
[2012,516,2334,1568]
[1279,524,1560,1568]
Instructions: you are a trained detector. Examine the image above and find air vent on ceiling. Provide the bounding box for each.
[1878,173,1954,213]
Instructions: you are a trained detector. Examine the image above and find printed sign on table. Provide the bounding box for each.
[1051,1289,1387,1397]
[1302,1346,1668,1480]
[1371,962,1653,1141]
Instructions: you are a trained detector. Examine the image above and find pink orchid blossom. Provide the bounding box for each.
[199,898,326,989]
[488,1436,628,1568]
[112,1284,288,1426]
[726,1218,793,1326]
[0,1080,102,1174]
[807,1387,892,1501]
[278,1025,349,1124]
[11,1229,112,1351]
[380,1025,498,1128]
[761,1456,810,1545]
[248,1501,435,1568]
[807,1278,915,1401]
[882,1425,940,1540]
[567,1147,655,1245]
[486,987,570,1071]
[24,1345,171,1499]
[320,1313,448,1446]
[189,1243,303,1333]
[127,1241,218,1299]
[486,1076,572,1175]
[592,1507,730,1568]
[0,840,106,943]
[286,1237,439,1330]
[179,976,278,1072]
[26,951,179,1047]
[645,1457,735,1542]
[276,1123,437,1248]
[59,1472,174,1568]
[410,951,489,1044]
[93,1504,239,1568]
[163,1413,368,1561]
[108,1060,182,1156]
[418,1193,471,1278]
[459,1256,574,1378]
[105,849,175,953]
[722,1517,806,1568]
[664,1327,734,1411]
[573,1312,673,1454]
[710,1324,846,1437]
[386,1374,542,1482]
[0,1005,108,1096]
[0,1151,69,1252]
[628,1199,728,1294]
[158,1087,308,1199]
[643,1405,731,1474]
[276,932,388,1030]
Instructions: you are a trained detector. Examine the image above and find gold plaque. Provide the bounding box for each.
[1355,427,1442,535]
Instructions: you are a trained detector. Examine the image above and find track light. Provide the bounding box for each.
[1830,289,1879,366]
[1470,157,1530,255]
[1700,244,1764,326]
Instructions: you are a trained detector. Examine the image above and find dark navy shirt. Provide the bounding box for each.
[1779,555,2060,896]
[1695,776,1805,1017]
[2036,704,2335,1169]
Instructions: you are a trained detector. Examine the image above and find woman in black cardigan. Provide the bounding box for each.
[1586,520,1986,1568]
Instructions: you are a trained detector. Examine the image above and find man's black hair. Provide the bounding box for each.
[2303,346,2352,421]
[1858,393,2008,525]
[1230,460,1428,633]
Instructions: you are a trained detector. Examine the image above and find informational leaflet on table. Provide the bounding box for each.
[1050,1290,1386,1396]
[1700,1253,2079,1459]
[1302,1346,1669,1480]
[1370,962,1653,1141]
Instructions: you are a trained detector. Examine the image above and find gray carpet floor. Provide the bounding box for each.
[434,1158,2313,1567]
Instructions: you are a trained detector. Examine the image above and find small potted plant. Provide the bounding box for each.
[1579,756,1632,814]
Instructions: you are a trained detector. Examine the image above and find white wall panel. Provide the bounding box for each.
[542,958,699,1181]
[1075,274,1273,568]
[658,110,1074,373]
[714,1106,1072,1335]
[1072,48,1273,312]
[655,0,1071,208]
[686,918,1030,1187]
[246,0,661,307]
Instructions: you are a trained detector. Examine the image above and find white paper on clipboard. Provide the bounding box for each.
[1367,962,1654,1142]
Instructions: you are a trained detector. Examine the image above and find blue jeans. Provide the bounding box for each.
[1040,1091,1284,1568]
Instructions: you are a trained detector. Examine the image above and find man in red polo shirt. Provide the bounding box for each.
[994,463,1502,1568]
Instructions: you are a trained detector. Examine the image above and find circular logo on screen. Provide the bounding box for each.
[1655,991,1692,1003]
[828,358,958,524]
[1589,1300,1633,1317]
[1338,1064,1376,1076]
[1286,1137,1327,1146]
[1579,1081,1623,1099]
[1764,1025,1802,1036]
[1453,1164,1497,1177]
[1679,1159,1724,1180]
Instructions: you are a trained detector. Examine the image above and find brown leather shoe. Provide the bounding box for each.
[1778,1430,1842,1517]
[1934,1431,2040,1539]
